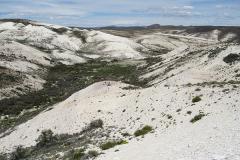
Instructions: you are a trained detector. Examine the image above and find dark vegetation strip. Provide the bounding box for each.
[185,80,240,87]
[0,60,146,132]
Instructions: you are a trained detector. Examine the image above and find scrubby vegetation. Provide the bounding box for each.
[50,27,68,34]
[82,119,104,133]
[64,148,99,160]
[190,113,206,123]
[72,148,86,160]
[100,140,128,150]
[0,120,107,160]
[187,111,192,115]
[1,21,240,160]
[0,60,147,133]
[10,146,30,160]
[223,53,240,64]
[0,72,22,88]
[134,125,153,137]
[72,30,87,43]
[87,150,99,158]
[195,88,201,91]
[36,129,57,147]
[0,61,145,115]
[89,119,103,129]
[192,96,202,103]
[121,132,131,137]
[208,47,226,58]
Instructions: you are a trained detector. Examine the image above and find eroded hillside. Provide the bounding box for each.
[0,20,240,160]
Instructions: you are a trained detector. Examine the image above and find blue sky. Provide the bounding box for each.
[0,0,240,27]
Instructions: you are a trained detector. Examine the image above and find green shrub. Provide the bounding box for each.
[0,154,8,160]
[192,96,201,103]
[186,111,192,115]
[36,129,57,147]
[89,119,103,129]
[134,125,153,137]
[100,140,128,150]
[121,132,131,137]
[167,114,172,119]
[195,88,201,91]
[190,113,205,123]
[87,150,99,158]
[10,146,30,160]
[176,109,181,112]
[73,148,85,160]
[81,119,104,134]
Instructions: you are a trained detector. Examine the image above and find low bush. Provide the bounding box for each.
[82,119,104,133]
[87,150,99,158]
[167,114,172,119]
[223,53,240,64]
[192,96,201,103]
[73,148,85,160]
[0,154,8,160]
[100,140,128,150]
[10,146,30,160]
[186,111,192,115]
[190,113,206,123]
[176,109,181,112]
[36,129,57,147]
[195,88,201,91]
[89,119,103,129]
[134,125,153,137]
[121,132,131,137]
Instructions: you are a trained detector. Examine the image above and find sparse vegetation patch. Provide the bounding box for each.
[87,150,99,158]
[72,148,85,160]
[0,60,147,133]
[192,96,201,103]
[223,53,240,64]
[134,125,153,137]
[36,129,57,148]
[190,113,206,123]
[100,140,128,150]
[10,146,30,160]
[0,120,111,159]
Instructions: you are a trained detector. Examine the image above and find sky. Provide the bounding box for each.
[0,0,240,27]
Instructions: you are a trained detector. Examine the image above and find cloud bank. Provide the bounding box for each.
[0,0,239,27]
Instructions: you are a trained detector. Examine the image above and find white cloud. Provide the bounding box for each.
[0,0,239,26]
[183,5,194,10]
[134,5,199,17]
[215,4,238,10]
[216,5,223,9]
[111,20,139,25]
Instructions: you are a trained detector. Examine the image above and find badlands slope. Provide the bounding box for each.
[0,20,146,100]
[0,20,240,160]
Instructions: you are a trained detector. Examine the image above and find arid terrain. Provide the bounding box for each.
[0,19,240,160]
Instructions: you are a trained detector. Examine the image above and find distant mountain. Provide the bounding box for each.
[146,24,161,29]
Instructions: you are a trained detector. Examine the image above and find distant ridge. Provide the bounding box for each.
[0,18,35,25]
[146,24,161,29]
